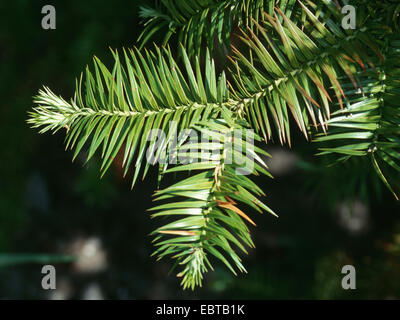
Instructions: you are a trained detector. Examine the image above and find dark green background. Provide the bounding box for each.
[0,0,398,299]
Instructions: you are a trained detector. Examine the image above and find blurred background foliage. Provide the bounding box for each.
[0,0,398,299]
